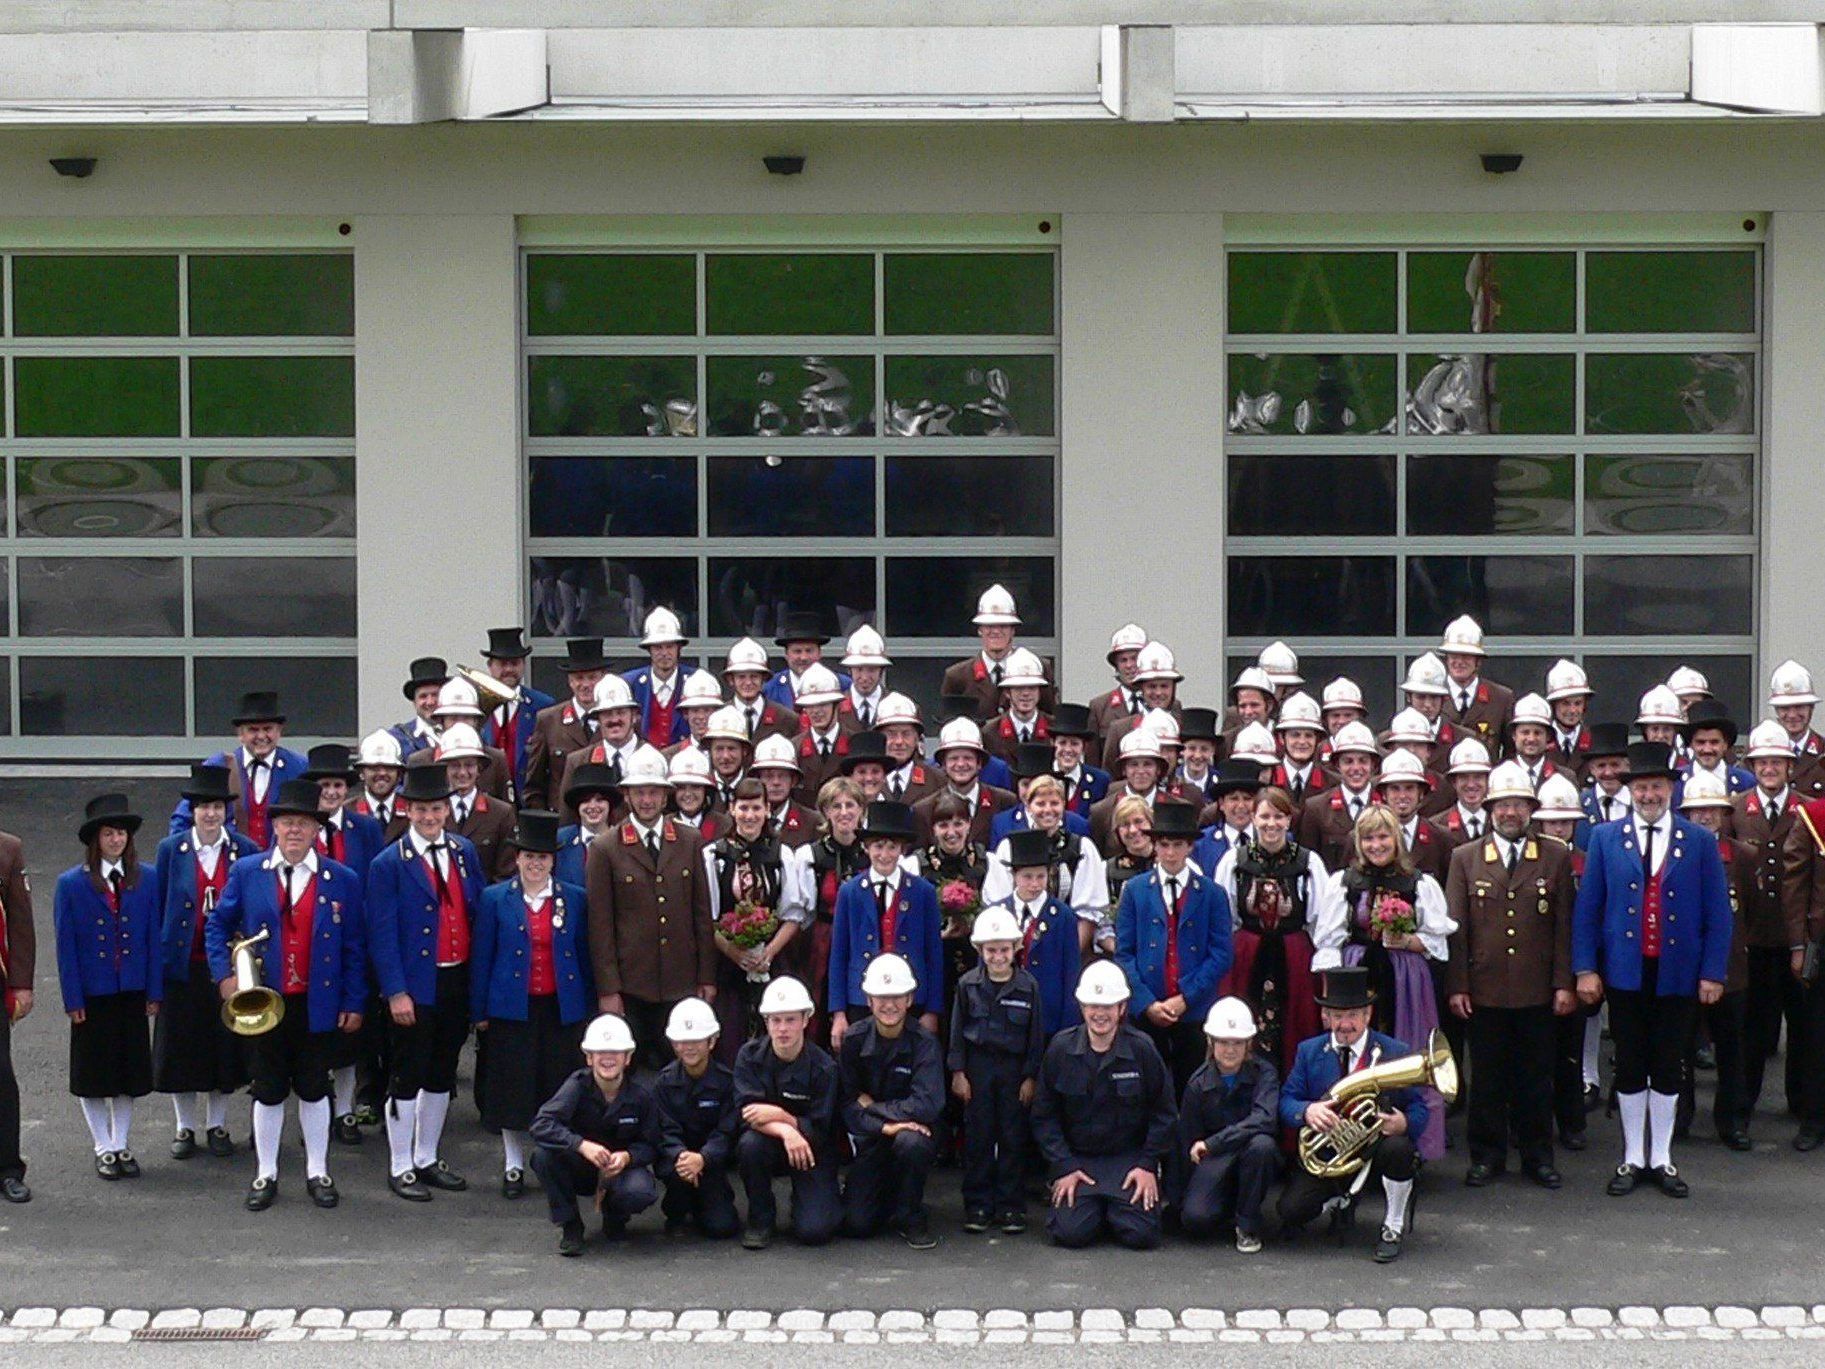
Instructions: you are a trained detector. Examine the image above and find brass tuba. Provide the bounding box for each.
[455,665,518,711]
[1297,1029,1458,1179]
[221,927,285,1037]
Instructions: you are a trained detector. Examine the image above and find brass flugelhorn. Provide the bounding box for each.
[221,926,285,1037]
[1297,1029,1459,1179]
[455,665,518,711]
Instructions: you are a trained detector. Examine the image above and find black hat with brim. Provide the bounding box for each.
[1004,827,1052,870]
[508,809,561,854]
[269,778,329,824]
[938,693,985,725]
[482,627,532,661]
[1680,699,1738,746]
[1179,708,1221,743]
[232,691,286,726]
[564,761,623,805]
[839,731,891,775]
[303,743,356,783]
[1622,740,1680,782]
[402,657,449,700]
[180,763,235,806]
[1008,740,1059,780]
[858,799,918,844]
[79,793,142,845]
[1146,801,1202,841]
[1047,703,1097,739]
[1314,965,1376,1010]
[774,610,833,647]
[559,637,609,673]
[398,763,454,804]
[1211,758,1265,798]
[1586,721,1630,759]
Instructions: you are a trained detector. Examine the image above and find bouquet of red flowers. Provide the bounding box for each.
[1368,889,1418,940]
[720,899,780,984]
[938,879,982,936]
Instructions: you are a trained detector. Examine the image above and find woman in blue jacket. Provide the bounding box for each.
[470,811,593,1197]
[55,794,164,1180]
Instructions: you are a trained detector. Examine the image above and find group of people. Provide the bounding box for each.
[2,595,1822,1264]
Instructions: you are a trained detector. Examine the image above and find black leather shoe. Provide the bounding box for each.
[1464,1163,1499,1187]
[95,1151,122,1181]
[419,1160,467,1192]
[1526,1165,1563,1190]
[115,1150,141,1178]
[1723,1130,1753,1152]
[1794,1127,1825,1152]
[389,1170,433,1202]
[1651,1164,1689,1198]
[171,1129,197,1160]
[999,1209,1028,1236]
[502,1167,525,1199]
[558,1220,587,1256]
[0,1176,30,1204]
[245,1176,277,1211]
[600,1214,628,1242]
[1583,1083,1602,1113]
[305,1175,339,1209]
[740,1223,774,1251]
[333,1115,363,1147]
[205,1127,236,1158]
[962,1208,991,1234]
[898,1216,938,1250]
[1560,1131,1588,1152]
[1606,1163,1642,1196]
[1372,1226,1403,1263]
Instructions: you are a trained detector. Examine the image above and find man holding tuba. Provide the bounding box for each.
[1277,966,1431,1263]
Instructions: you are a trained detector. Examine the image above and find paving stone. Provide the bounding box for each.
[1169,1330,1215,1343]
[539,1310,581,1330]
[268,1328,310,1342]
[984,1331,1029,1344]
[398,1310,440,1330]
[1619,1307,1660,1328]
[408,1329,451,1342]
[6,1313,53,1331]
[841,1331,881,1344]
[35,1330,78,1343]
[743,1330,788,1343]
[1287,1309,1331,1330]
[310,1329,358,1341]
[698,1330,739,1343]
[1081,1309,1125,1331]
[348,1311,393,1330]
[1664,1307,1711,1328]
[1219,1329,1263,1343]
[1571,1308,1614,1328]
[364,1331,410,1343]
[1134,1308,1173,1330]
[1181,1309,1226,1330]
[108,1311,151,1331]
[443,1309,485,1330]
[778,1309,824,1331]
[87,1328,131,1343]
[1522,1309,1567,1330]
[791,1331,835,1343]
[57,1309,103,1329]
[886,1331,931,1344]
[508,1331,545,1342]
[1079,1330,1123,1344]
[489,1310,534,1330]
[1430,1308,1475,1330]
[677,1310,720,1331]
[1266,1329,1305,1343]
[1034,1311,1076,1330]
[298,1308,345,1329]
[650,1329,691,1342]
[982,1311,1027,1329]
[1764,1307,1807,1328]
[1714,1307,1756,1329]
[933,1310,977,1330]
[150,1310,202,1330]
[456,1329,503,1341]
[583,1311,627,1330]
[1032,1331,1074,1345]
[1338,1309,1382,1330]
[1387,1308,1428,1329]
[1479,1310,1520,1330]
[936,1330,982,1345]
[1236,1309,1282,1329]
[555,1330,592,1343]
[878,1311,924,1331]
[628,1310,674,1330]
[725,1311,772,1330]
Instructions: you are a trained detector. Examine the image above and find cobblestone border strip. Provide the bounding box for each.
[1,1305,1823,1344]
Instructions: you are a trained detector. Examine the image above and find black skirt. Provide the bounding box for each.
[70,991,155,1099]
[480,996,583,1132]
[152,961,248,1096]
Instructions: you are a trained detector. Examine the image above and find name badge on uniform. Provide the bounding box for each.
[783,1090,809,1103]
[1110,1070,1141,1082]
[697,1098,720,1109]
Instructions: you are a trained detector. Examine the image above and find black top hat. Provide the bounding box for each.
[1178,707,1220,743]
[839,731,891,775]
[1147,801,1202,841]
[1047,703,1097,739]
[1004,827,1053,870]
[402,657,449,700]
[1211,757,1265,798]
[398,763,454,804]
[1008,740,1059,781]
[508,810,562,854]
[79,793,142,845]
[180,763,235,806]
[482,627,532,661]
[938,693,985,725]
[774,610,833,647]
[564,762,623,805]
[1314,965,1376,1010]
[558,637,608,673]
[302,743,356,783]
[232,691,285,726]
[1680,699,1738,746]
[1622,740,1679,782]
[857,799,918,845]
[269,778,328,824]
[1585,721,1630,759]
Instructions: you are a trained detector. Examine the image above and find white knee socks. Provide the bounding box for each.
[206,1091,231,1133]
[1582,1014,1602,1088]
[109,1097,133,1153]
[1382,1177,1414,1236]
[1647,1090,1680,1170]
[300,1098,332,1181]
[386,1096,419,1176]
[1618,1090,1648,1169]
[172,1092,200,1135]
[80,1097,113,1154]
[502,1129,529,1174]
[414,1090,450,1169]
[253,1101,285,1181]
[332,1066,357,1119]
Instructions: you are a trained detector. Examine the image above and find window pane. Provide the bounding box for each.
[706,355,874,437]
[1585,352,1755,435]
[11,255,178,336]
[190,355,355,438]
[710,558,875,639]
[1227,252,1397,335]
[0,660,12,734]
[528,355,697,438]
[528,457,695,538]
[0,561,8,636]
[1231,653,1399,722]
[1407,454,1574,535]
[1582,654,1753,725]
[884,253,1054,336]
[18,557,183,637]
[887,556,1055,636]
[1585,554,1753,636]
[1585,453,1753,536]
[193,557,355,637]
[706,254,873,336]
[1227,557,1395,636]
[21,656,183,735]
[880,657,958,722]
[707,456,874,537]
[530,556,699,639]
[1227,454,1395,537]
[16,457,181,538]
[1406,353,1574,435]
[194,656,357,736]
[885,456,1054,537]
[187,255,354,336]
[1406,555,1574,637]
[525,254,695,336]
[1586,251,1756,334]
[1226,353,1396,436]
[13,356,180,437]
[192,457,355,538]
[884,354,1053,438]
[531,654,650,703]
[1406,252,1575,334]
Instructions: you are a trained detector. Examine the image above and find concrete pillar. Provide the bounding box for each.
[1761,211,1825,687]
[1058,211,1225,700]
[353,213,521,730]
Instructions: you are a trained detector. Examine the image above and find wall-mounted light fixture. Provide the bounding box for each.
[50,157,98,179]
[763,155,806,176]
[1480,153,1523,175]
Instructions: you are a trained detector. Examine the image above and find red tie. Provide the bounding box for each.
[1163,875,1182,997]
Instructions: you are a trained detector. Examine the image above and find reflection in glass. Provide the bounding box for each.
[1586,353,1755,435]
[528,356,697,437]
[190,356,355,438]
[16,458,181,538]
[528,458,696,538]
[1405,354,1574,435]
[1585,454,1753,536]
[192,457,355,538]
[706,356,873,437]
[18,558,183,637]
[884,254,1056,336]
[195,657,357,735]
[1586,251,1756,334]
[193,558,355,637]
[708,457,874,537]
[709,558,875,639]
[1405,556,1574,637]
[1585,555,1753,636]
[529,557,699,639]
[885,457,1054,537]
[21,657,183,736]
[13,357,181,438]
[1406,252,1576,335]
[705,254,874,336]
[885,355,1054,437]
[1406,454,1574,536]
[1227,557,1396,636]
[1227,455,1395,537]
[887,556,1056,637]
[525,255,696,337]
[1583,655,1753,723]
[1228,654,1399,722]
[11,256,179,337]
[188,255,355,337]
[1227,354,1397,436]
[1227,253,1398,335]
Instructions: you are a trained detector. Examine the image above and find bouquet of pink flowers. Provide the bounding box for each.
[1368,890,1417,939]
[718,899,779,950]
[938,878,982,935]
